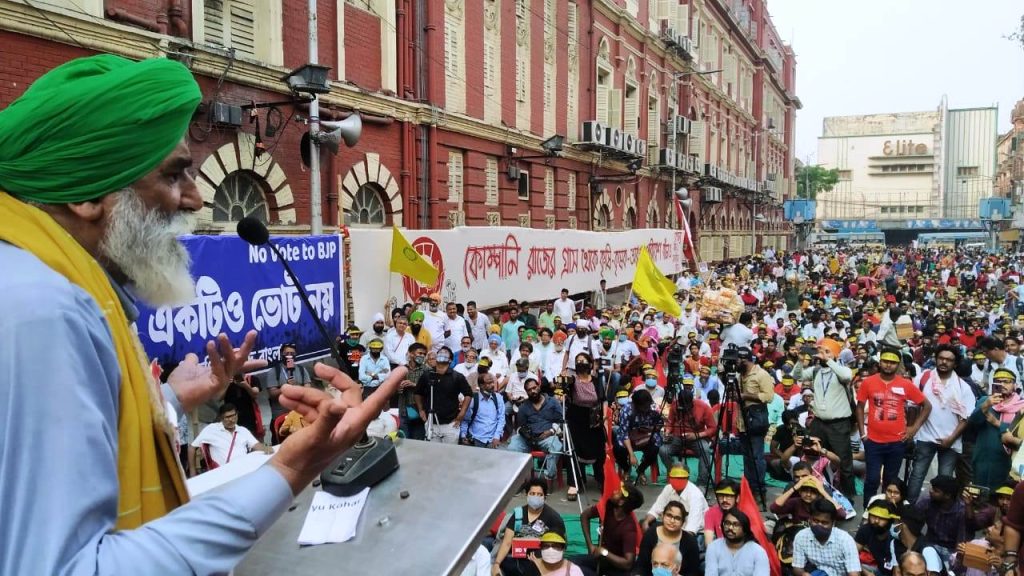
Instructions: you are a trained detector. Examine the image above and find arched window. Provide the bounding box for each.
[623,207,637,230]
[349,183,387,226]
[595,205,611,230]
[646,203,659,228]
[212,170,269,223]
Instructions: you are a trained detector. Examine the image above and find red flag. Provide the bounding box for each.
[594,406,642,554]
[675,198,698,265]
[737,476,782,576]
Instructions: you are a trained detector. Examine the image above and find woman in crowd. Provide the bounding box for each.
[564,352,608,502]
[634,501,700,576]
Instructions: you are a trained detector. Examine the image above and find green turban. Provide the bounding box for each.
[0,55,201,203]
[409,310,425,323]
[599,327,616,340]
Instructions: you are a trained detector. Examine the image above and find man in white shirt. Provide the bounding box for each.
[443,302,469,352]
[654,313,676,342]
[552,288,576,326]
[383,314,415,366]
[641,466,708,535]
[906,345,977,502]
[678,303,700,334]
[464,300,491,351]
[592,279,608,311]
[421,292,447,353]
[979,336,1023,394]
[720,312,755,351]
[190,403,271,474]
[532,328,564,383]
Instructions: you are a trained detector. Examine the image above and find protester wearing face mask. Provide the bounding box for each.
[454,348,479,381]
[642,466,708,536]
[613,388,663,487]
[414,346,472,444]
[506,379,563,482]
[563,353,607,502]
[398,343,429,440]
[633,368,665,405]
[360,312,388,348]
[791,498,861,576]
[854,500,898,575]
[491,478,566,576]
[530,532,582,576]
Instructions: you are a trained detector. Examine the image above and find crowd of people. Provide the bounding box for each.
[184,244,1024,576]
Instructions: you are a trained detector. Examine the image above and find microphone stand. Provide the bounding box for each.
[264,241,343,366]
[260,234,398,497]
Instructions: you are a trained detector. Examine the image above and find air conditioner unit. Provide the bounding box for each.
[582,121,607,146]
[676,36,694,60]
[635,139,648,158]
[766,172,777,181]
[659,148,676,167]
[673,115,691,135]
[702,186,723,203]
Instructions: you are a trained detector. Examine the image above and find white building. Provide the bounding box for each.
[815,99,997,221]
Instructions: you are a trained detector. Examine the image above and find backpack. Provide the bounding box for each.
[466,392,500,432]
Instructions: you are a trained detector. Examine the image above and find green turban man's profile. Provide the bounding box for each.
[0,54,202,204]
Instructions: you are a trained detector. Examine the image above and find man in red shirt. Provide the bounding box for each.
[856,349,932,508]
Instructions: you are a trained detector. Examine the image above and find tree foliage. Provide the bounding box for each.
[795,164,839,200]
[1010,14,1024,49]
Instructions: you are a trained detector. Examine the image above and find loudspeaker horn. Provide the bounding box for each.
[301,114,363,167]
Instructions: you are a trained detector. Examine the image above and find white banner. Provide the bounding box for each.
[348,227,686,329]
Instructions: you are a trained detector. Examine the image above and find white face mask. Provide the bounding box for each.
[540,547,564,564]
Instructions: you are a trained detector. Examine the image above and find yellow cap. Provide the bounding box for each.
[867,505,899,520]
[539,532,567,545]
[996,485,1016,496]
[880,351,901,363]
[715,485,736,496]
[994,368,1017,382]
[615,389,630,399]
[669,467,690,479]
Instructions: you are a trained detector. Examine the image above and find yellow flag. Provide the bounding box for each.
[632,246,681,317]
[389,226,440,285]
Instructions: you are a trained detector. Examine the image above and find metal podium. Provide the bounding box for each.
[237,440,531,575]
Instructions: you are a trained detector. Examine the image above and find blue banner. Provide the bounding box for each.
[820,219,879,231]
[136,234,344,367]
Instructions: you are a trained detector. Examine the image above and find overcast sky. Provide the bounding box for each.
[766,0,1024,161]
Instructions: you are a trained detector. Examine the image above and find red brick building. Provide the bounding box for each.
[0,0,797,259]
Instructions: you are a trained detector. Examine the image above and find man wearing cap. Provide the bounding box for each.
[857,348,931,505]
[642,465,709,535]
[854,500,898,573]
[795,337,858,499]
[415,346,473,444]
[358,338,392,399]
[660,378,716,486]
[0,56,404,574]
[703,479,740,546]
[770,475,839,524]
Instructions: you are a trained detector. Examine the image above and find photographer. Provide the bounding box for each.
[563,352,608,502]
[659,378,716,486]
[735,346,775,498]
[506,378,563,483]
[797,338,857,499]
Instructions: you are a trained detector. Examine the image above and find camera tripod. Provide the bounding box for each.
[709,367,769,509]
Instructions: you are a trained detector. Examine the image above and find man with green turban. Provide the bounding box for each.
[0,55,401,574]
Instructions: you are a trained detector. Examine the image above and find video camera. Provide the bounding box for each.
[721,343,742,374]
[665,343,685,404]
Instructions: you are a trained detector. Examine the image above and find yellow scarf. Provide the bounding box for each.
[0,192,188,528]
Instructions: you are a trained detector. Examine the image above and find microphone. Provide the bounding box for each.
[237,217,342,367]
[236,217,399,496]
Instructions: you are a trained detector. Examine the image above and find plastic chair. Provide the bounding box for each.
[530,450,564,489]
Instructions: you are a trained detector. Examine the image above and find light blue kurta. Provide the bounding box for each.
[0,242,293,575]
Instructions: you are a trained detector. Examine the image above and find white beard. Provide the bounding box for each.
[100,188,196,307]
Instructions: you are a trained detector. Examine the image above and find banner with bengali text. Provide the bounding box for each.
[348,227,686,329]
[135,234,344,367]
